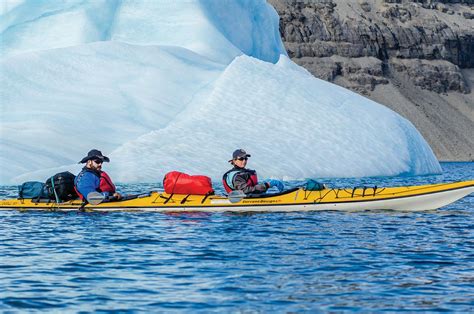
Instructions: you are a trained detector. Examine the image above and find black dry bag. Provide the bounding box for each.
[45,171,78,202]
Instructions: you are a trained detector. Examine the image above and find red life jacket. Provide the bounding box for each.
[100,171,116,194]
[74,186,84,200]
[222,168,258,193]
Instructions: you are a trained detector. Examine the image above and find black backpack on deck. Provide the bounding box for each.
[45,171,79,202]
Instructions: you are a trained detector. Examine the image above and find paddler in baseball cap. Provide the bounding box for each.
[222,149,284,194]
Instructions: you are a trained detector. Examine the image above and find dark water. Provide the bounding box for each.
[1,162,473,312]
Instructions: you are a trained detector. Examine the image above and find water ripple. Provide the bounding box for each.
[0,163,473,311]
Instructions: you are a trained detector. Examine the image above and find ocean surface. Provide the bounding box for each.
[1,162,473,312]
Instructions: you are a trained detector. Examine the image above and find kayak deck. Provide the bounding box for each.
[0,181,473,212]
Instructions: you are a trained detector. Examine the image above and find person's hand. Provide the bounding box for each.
[266,179,284,192]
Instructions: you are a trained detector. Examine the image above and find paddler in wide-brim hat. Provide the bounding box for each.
[75,149,121,202]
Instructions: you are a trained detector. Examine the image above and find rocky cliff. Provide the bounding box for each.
[268,0,474,161]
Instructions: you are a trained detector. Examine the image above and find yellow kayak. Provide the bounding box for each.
[1,180,473,212]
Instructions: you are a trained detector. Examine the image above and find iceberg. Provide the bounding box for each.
[0,0,441,184]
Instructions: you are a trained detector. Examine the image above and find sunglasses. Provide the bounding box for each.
[237,157,248,161]
[92,159,103,164]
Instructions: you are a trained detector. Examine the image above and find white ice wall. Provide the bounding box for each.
[1,0,285,64]
[0,0,441,184]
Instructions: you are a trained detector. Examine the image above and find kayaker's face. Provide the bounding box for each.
[233,156,248,168]
[87,159,103,171]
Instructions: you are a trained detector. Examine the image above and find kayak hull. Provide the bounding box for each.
[0,181,473,212]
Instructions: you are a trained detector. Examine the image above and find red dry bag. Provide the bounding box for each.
[163,171,214,195]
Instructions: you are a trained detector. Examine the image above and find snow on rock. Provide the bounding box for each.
[1,0,441,184]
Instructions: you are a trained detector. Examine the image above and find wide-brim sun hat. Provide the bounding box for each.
[79,149,110,163]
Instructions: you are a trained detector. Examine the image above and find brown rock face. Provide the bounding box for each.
[268,0,474,161]
[270,0,473,93]
[390,58,470,93]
